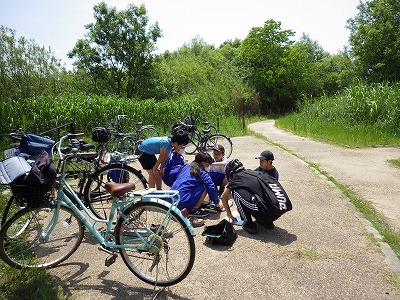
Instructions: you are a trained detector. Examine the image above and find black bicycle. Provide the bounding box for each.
[174,118,233,158]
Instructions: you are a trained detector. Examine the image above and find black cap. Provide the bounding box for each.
[255,150,274,161]
[213,144,225,153]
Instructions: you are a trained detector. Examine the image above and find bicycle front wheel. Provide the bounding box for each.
[115,201,195,286]
[1,195,24,228]
[84,163,148,219]
[0,205,84,269]
[205,133,233,158]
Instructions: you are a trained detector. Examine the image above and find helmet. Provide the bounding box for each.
[225,159,244,180]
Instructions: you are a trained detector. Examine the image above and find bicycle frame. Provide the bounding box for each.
[45,171,194,252]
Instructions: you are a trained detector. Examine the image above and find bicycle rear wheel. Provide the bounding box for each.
[205,134,233,158]
[0,205,84,269]
[115,201,195,286]
[184,131,201,155]
[138,127,159,140]
[84,163,147,219]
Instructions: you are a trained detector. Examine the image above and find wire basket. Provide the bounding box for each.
[10,183,55,208]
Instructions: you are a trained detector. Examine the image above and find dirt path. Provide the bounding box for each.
[48,121,400,300]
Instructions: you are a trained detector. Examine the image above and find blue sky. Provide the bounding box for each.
[1,0,360,69]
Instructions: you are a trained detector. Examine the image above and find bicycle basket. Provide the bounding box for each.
[92,127,111,143]
[10,183,54,208]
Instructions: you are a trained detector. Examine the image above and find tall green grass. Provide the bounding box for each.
[277,82,400,147]
[0,93,247,139]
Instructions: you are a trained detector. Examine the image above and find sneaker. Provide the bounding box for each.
[189,208,209,218]
[189,217,205,228]
[257,220,275,229]
[242,221,258,234]
[200,201,212,209]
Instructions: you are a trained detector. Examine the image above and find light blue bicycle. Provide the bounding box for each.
[0,133,195,286]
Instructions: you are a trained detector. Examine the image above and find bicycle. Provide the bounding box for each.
[0,133,195,286]
[95,115,159,158]
[174,119,233,158]
[1,133,148,226]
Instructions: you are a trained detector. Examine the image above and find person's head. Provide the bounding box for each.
[255,150,275,170]
[171,130,189,151]
[225,159,245,181]
[212,144,225,162]
[190,152,212,178]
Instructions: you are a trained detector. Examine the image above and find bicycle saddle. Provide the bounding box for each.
[104,181,136,197]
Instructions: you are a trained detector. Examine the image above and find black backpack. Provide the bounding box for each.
[92,127,111,143]
[202,219,238,246]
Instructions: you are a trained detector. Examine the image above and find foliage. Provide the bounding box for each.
[347,0,400,82]
[277,82,400,147]
[0,93,244,137]
[239,20,296,113]
[0,26,64,101]
[68,2,161,98]
[151,37,254,114]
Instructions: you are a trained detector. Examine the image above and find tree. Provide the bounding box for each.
[0,26,63,101]
[68,2,161,98]
[239,20,296,113]
[347,0,400,81]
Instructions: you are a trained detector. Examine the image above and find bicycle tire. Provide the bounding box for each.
[205,134,233,158]
[121,136,136,156]
[84,163,148,220]
[0,205,84,269]
[1,195,24,228]
[185,131,201,155]
[138,127,159,140]
[115,201,195,286]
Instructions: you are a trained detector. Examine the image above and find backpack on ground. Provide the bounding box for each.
[202,219,237,246]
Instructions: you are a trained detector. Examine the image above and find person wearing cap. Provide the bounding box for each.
[255,150,279,180]
[208,144,228,195]
[221,159,291,234]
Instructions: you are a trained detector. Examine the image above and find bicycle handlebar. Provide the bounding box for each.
[56,133,84,161]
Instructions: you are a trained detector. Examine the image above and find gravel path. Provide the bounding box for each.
[48,120,400,300]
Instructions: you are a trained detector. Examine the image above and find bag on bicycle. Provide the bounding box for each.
[18,134,55,156]
[11,151,56,207]
[202,219,237,246]
[92,127,111,143]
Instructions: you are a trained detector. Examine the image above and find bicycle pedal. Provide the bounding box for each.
[105,253,118,267]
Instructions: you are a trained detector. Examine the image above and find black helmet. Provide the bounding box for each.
[225,159,244,180]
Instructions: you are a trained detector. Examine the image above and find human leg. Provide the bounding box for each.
[231,189,259,234]
[138,153,157,188]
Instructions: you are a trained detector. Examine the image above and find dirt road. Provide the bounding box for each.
[49,120,400,299]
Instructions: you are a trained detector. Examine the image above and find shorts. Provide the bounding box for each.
[208,172,226,186]
[138,152,157,170]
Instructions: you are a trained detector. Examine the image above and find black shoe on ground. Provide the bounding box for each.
[189,208,209,218]
[242,221,258,234]
[257,220,275,229]
[188,216,205,228]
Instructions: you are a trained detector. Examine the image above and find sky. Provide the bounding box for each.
[0,0,360,69]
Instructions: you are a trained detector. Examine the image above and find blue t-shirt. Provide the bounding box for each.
[138,136,172,155]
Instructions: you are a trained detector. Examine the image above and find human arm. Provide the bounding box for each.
[220,187,236,222]
[154,147,168,176]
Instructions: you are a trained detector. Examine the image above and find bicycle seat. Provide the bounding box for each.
[78,152,97,162]
[135,122,143,126]
[202,128,211,134]
[104,182,136,197]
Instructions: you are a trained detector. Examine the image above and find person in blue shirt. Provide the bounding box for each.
[254,150,279,180]
[162,147,185,187]
[138,131,189,189]
[171,152,224,218]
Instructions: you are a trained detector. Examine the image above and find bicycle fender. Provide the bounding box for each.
[143,197,196,236]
